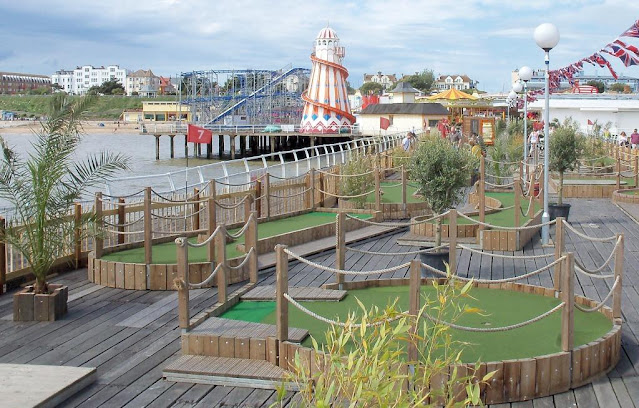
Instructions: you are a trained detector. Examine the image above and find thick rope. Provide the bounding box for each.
[574,277,619,312]
[345,243,449,256]
[100,189,146,199]
[269,187,312,199]
[345,210,450,227]
[283,293,407,328]
[104,228,144,236]
[188,263,222,289]
[485,180,515,188]
[215,195,250,209]
[483,204,515,211]
[316,188,375,199]
[572,237,621,274]
[102,216,145,228]
[457,244,554,259]
[152,229,185,236]
[226,216,253,239]
[574,265,615,279]
[283,248,411,275]
[317,169,373,178]
[186,226,222,247]
[485,173,515,179]
[228,248,255,271]
[422,257,564,283]
[151,212,190,221]
[457,211,555,230]
[423,302,565,332]
[562,220,617,242]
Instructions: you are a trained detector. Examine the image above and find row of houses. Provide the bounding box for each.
[51,65,175,96]
[0,72,51,94]
[363,71,476,91]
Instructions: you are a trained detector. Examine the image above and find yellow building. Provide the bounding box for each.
[142,102,191,122]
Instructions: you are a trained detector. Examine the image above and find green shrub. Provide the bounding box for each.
[340,154,375,208]
[549,118,585,205]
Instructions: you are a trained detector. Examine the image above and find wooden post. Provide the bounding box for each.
[401,165,407,218]
[335,212,345,289]
[246,212,259,284]
[192,188,200,231]
[144,187,152,265]
[255,177,262,219]
[117,198,125,245]
[303,172,310,210]
[276,244,289,343]
[554,217,565,291]
[176,237,190,330]
[309,168,316,211]
[514,177,521,229]
[0,217,5,295]
[448,209,457,274]
[319,172,325,207]
[216,224,228,304]
[528,170,535,217]
[616,157,621,190]
[375,168,381,212]
[244,194,253,224]
[264,173,271,220]
[479,155,486,231]
[519,160,524,182]
[207,197,216,263]
[94,192,104,259]
[407,259,421,362]
[231,135,236,160]
[635,156,639,189]
[74,203,82,268]
[613,234,624,319]
[561,252,574,352]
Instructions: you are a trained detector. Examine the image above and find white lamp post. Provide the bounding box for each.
[507,90,517,122]
[518,66,533,180]
[534,23,560,245]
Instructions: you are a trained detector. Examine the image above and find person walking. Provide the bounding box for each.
[631,129,639,149]
[618,131,628,146]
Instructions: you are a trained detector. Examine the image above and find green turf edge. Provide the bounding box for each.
[221,285,612,363]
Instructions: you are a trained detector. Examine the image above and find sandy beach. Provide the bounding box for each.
[0,120,141,134]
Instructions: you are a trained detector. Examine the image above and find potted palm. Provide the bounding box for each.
[0,94,129,321]
[548,119,584,220]
[410,136,476,273]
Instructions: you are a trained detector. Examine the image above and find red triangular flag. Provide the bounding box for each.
[187,124,213,144]
[588,119,594,125]
[380,117,390,130]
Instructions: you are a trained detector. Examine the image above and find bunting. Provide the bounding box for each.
[621,20,639,38]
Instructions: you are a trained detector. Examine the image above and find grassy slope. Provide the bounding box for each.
[102,211,371,264]
[222,285,612,362]
[0,95,178,120]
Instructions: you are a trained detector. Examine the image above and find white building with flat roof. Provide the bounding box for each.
[528,94,639,135]
[52,65,127,95]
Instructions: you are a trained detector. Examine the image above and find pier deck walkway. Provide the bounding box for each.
[1,197,638,407]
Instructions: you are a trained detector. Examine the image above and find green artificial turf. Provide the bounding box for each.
[222,285,612,363]
[364,182,422,204]
[101,211,371,264]
[621,189,639,195]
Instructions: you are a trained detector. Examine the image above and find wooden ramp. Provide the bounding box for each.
[163,355,298,391]
[242,285,347,301]
[189,317,308,343]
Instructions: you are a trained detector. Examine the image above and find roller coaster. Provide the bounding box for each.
[179,65,310,126]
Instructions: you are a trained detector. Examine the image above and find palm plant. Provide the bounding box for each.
[0,94,129,294]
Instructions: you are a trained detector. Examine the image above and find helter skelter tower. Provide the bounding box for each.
[300,27,355,133]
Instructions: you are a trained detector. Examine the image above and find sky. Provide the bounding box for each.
[1,0,639,93]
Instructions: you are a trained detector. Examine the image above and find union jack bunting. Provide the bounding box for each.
[603,41,639,67]
[613,39,639,57]
[621,20,639,38]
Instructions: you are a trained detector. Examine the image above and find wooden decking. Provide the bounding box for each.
[0,198,639,406]
[241,285,346,301]
[188,317,308,343]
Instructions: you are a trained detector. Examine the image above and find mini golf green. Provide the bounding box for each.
[221,285,611,363]
[101,211,372,264]
[363,182,422,204]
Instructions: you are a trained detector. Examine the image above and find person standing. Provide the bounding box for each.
[631,129,639,149]
[618,131,628,146]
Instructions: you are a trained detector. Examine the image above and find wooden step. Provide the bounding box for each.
[242,285,347,301]
[163,355,299,391]
[188,316,308,343]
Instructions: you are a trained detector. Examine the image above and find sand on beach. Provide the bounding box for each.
[0,120,141,134]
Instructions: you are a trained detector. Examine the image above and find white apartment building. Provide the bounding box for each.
[433,74,475,91]
[51,65,127,95]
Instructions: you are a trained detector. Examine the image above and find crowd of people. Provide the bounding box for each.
[617,129,639,148]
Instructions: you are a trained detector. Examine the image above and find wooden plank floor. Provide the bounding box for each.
[1,197,639,407]
[241,285,346,301]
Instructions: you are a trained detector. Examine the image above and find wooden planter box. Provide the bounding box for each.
[13,284,68,321]
[612,189,639,204]
[338,199,431,220]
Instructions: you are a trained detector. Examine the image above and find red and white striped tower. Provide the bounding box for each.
[300,27,355,133]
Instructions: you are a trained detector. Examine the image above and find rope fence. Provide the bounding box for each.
[283,247,411,276]
[574,277,620,313]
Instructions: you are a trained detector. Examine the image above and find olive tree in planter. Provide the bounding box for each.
[410,136,477,272]
[0,94,129,321]
[548,119,584,220]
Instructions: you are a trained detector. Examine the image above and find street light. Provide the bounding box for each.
[518,66,533,180]
[507,90,517,122]
[534,23,560,245]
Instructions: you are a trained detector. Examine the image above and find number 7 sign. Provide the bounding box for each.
[187,124,213,144]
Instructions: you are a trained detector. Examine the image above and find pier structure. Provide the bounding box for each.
[142,123,359,160]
